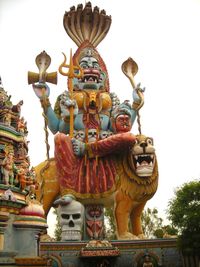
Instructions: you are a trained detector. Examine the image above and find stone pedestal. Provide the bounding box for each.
[0,251,17,266]
[12,228,42,256]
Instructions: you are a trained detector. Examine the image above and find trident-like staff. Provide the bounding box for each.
[121,57,145,134]
[59,49,83,138]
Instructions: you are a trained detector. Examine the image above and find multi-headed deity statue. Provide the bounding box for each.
[29,2,158,241]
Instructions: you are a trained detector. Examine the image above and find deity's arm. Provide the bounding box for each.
[43,104,70,134]
[129,109,137,126]
[86,132,136,158]
[45,105,60,134]
[132,83,145,112]
[32,84,72,134]
[71,132,136,158]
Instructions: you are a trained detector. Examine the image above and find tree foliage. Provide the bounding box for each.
[154,224,178,238]
[104,207,116,240]
[104,206,172,239]
[53,208,62,241]
[167,180,200,254]
[141,207,163,238]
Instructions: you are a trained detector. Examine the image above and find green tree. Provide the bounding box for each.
[167,180,200,254]
[53,208,62,241]
[104,206,166,239]
[154,224,178,238]
[141,207,163,238]
[104,207,117,240]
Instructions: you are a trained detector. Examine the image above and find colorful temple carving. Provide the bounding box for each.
[0,79,48,266]
[0,80,37,192]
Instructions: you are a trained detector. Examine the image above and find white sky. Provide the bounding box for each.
[1,0,200,236]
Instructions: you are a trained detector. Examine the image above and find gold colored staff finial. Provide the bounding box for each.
[59,49,83,137]
[121,57,138,89]
[28,51,57,85]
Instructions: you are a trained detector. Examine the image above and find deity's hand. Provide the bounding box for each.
[60,97,78,119]
[132,83,145,110]
[32,83,50,99]
[65,99,77,108]
[71,138,85,156]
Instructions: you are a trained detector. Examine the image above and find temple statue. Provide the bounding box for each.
[28,2,158,241]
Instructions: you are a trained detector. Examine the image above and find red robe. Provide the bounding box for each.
[54,132,135,199]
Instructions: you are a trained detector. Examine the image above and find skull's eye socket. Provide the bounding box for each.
[72,213,81,220]
[61,214,70,220]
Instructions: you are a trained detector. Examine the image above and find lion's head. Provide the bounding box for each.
[129,134,156,177]
[117,134,158,199]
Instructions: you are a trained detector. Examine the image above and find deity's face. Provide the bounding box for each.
[115,114,131,133]
[80,56,99,70]
[74,49,107,91]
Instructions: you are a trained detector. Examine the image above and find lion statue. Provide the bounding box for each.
[114,134,158,239]
[34,134,158,240]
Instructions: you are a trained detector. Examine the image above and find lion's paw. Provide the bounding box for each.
[117,232,139,240]
[137,233,147,239]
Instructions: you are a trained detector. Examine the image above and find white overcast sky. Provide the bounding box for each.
[1,0,200,233]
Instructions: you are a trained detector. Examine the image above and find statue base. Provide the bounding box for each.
[39,238,183,267]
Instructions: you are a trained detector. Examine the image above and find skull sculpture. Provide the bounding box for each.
[99,130,109,140]
[88,129,98,143]
[56,198,84,241]
[75,130,85,142]
[108,130,113,137]
[73,129,77,137]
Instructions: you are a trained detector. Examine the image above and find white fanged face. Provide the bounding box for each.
[131,137,156,177]
[75,130,85,142]
[100,130,109,140]
[88,129,98,143]
[73,49,107,91]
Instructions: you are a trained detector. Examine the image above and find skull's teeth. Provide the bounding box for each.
[62,230,81,241]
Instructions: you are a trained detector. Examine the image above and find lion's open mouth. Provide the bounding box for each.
[133,154,155,176]
[134,154,154,166]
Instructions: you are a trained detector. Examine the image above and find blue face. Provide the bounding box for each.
[79,56,100,70]
[73,54,107,90]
